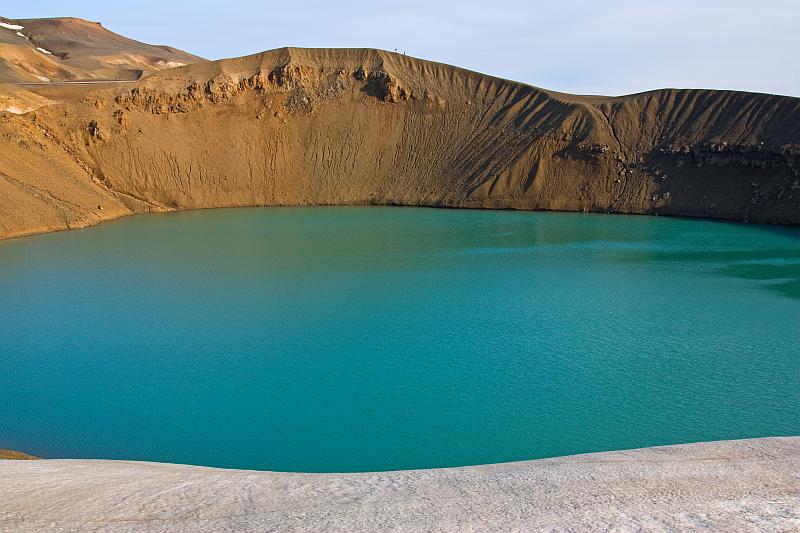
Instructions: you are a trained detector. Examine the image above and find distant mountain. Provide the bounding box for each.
[0,16,203,112]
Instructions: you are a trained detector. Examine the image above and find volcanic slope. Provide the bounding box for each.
[1,47,799,239]
[7,17,203,79]
[0,16,203,113]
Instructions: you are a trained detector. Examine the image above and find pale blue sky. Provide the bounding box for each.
[5,0,798,96]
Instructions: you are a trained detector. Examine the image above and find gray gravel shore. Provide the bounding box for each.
[1,437,798,532]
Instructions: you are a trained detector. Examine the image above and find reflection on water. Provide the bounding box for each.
[0,208,798,472]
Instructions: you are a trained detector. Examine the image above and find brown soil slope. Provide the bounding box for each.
[0,20,88,84]
[0,16,203,113]
[2,16,203,80]
[1,47,799,239]
[0,449,38,460]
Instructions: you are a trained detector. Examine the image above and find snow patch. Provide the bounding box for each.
[35,75,50,82]
[17,31,29,39]
[0,22,25,31]
[37,47,53,55]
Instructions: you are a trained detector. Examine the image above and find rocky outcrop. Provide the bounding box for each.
[1,47,799,239]
[362,69,410,102]
[112,64,411,114]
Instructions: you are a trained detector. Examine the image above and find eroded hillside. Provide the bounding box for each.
[0,16,203,113]
[1,47,799,239]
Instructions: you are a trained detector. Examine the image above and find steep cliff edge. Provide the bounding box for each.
[1,47,799,239]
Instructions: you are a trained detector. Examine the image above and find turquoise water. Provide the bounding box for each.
[1,207,799,472]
